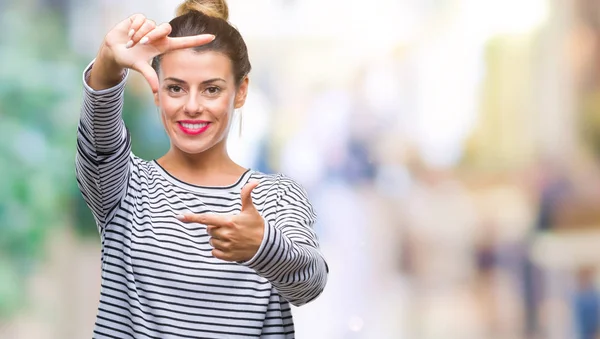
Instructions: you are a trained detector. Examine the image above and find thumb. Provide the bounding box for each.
[240,180,260,212]
[132,60,159,93]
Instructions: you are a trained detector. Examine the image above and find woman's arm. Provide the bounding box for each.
[242,178,329,307]
[75,60,131,233]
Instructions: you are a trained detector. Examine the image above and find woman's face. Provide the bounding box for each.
[154,49,248,156]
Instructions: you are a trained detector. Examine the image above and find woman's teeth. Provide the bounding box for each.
[181,122,208,129]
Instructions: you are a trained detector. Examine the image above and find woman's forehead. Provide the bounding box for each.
[160,49,233,81]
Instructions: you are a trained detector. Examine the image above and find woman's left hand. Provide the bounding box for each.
[177,181,264,262]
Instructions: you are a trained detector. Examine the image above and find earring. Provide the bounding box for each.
[238,109,243,138]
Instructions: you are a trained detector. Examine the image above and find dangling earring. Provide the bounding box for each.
[238,109,243,138]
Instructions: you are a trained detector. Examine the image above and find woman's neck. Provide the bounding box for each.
[157,143,247,187]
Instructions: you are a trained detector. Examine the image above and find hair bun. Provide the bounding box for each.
[176,0,229,21]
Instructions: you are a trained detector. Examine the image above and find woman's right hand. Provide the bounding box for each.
[89,14,214,93]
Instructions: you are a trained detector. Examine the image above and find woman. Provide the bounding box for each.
[75,0,329,337]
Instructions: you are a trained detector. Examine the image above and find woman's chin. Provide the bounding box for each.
[172,140,212,155]
[168,132,225,156]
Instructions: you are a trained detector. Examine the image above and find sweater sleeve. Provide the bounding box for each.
[242,178,329,307]
[75,60,132,233]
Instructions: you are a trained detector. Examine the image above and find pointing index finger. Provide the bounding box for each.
[176,213,231,227]
[165,34,215,51]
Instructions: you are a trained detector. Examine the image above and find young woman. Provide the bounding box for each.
[76,0,328,337]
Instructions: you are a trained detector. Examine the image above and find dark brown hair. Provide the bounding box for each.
[151,0,251,86]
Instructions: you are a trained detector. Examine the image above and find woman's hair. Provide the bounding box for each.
[151,0,251,86]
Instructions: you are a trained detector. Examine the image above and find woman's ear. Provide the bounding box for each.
[154,91,160,107]
[234,77,249,109]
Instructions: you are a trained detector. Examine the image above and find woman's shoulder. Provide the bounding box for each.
[127,154,164,179]
[249,170,295,186]
[249,171,310,199]
[130,154,154,170]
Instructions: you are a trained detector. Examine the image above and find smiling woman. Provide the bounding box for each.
[75,0,328,338]
[154,50,246,163]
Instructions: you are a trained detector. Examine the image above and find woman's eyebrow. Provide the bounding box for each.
[163,77,226,84]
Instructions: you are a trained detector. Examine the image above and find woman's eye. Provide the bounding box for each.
[167,85,183,93]
[205,86,220,95]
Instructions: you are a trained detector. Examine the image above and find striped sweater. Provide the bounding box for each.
[75,62,328,338]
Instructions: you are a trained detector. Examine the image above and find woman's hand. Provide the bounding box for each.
[89,13,214,93]
[177,181,265,262]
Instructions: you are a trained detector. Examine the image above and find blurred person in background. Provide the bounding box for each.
[75,0,328,337]
[573,266,600,339]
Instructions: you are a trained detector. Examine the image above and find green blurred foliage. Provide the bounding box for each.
[0,5,80,318]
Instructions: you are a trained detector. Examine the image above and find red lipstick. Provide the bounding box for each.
[178,120,211,135]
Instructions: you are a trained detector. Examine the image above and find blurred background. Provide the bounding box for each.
[3,0,600,338]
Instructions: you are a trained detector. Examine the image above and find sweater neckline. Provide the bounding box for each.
[150,160,253,193]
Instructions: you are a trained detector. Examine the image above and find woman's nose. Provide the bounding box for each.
[184,96,203,115]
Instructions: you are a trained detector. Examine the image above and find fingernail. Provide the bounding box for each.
[175,214,185,220]
[125,40,133,49]
[128,29,135,38]
[140,37,149,45]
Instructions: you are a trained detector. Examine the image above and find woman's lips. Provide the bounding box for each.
[178,121,210,135]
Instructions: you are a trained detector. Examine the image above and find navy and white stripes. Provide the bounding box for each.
[75,62,328,338]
